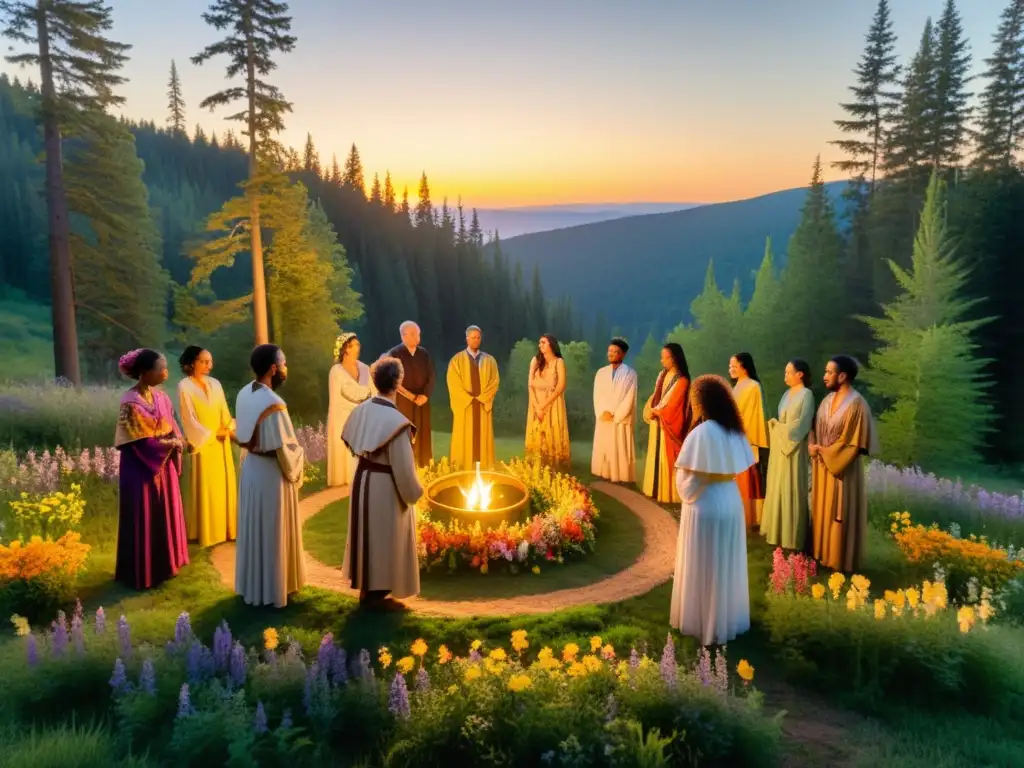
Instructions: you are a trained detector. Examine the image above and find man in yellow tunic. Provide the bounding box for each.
[447,325,500,470]
[809,355,878,573]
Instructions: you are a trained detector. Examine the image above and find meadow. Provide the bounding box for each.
[1,379,1024,766]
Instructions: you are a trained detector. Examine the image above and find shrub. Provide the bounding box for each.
[0,532,90,622]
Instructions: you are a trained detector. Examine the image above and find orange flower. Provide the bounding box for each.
[0,531,90,581]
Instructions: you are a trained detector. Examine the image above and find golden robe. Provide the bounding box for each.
[177,377,237,547]
[447,350,500,470]
[525,356,570,468]
[641,371,690,504]
[810,389,877,573]
[733,378,768,528]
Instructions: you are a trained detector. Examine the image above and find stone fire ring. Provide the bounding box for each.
[209,481,678,618]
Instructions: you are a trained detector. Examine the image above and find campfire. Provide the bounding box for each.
[459,463,494,511]
[425,461,529,529]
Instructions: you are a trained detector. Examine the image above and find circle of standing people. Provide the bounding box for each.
[111,325,876,646]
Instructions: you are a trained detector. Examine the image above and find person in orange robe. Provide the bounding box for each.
[729,352,769,530]
[641,343,691,504]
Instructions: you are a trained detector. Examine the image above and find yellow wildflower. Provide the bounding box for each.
[905,587,921,609]
[438,645,453,664]
[811,584,826,600]
[10,615,29,637]
[851,574,870,593]
[464,665,482,683]
[484,657,506,675]
[511,629,529,653]
[736,659,754,683]
[601,644,616,660]
[446,684,458,695]
[411,638,428,657]
[978,599,996,623]
[567,661,587,677]
[845,588,858,611]
[874,599,887,620]
[531,566,541,575]
[378,647,392,669]
[828,572,846,599]
[638,656,656,671]
[397,656,415,674]
[263,627,279,651]
[957,605,976,634]
[507,674,532,692]
[562,642,580,662]
[470,639,482,651]
[583,654,603,673]
[590,636,602,653]
[488,648,507,662]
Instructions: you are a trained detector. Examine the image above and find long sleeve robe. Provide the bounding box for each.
[447,350,500,470]
[641,370,690,504]
[761,387,814,550]
[342,397,424,599]
[387,344,435,466]
[327,361,375,487]
[591,363,638,483]
[733,378,769,528]
[810,389,877,573]
[234,382,306,608]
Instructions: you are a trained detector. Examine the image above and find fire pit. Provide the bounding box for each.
[425,462,530,529]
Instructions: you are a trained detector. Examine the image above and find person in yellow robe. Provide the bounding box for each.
[809,355,878,573]
[525,334,570,468]
[729,352,768,530]
[447,325,500,470]
[176,346,237,547]
[642,343,691,504]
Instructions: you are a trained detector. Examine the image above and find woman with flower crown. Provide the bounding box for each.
[114,349,190,590]
[327,332,375,487]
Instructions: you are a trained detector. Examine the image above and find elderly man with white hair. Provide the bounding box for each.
[386,321,435,466]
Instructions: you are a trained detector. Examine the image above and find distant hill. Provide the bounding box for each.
[473,203,699,239]
[497,182,847,338]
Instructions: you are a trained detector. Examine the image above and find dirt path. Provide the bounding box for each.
[210,481,678,617]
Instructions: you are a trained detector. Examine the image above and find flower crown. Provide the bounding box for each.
[334,332,357,360]
[118,349,145,378]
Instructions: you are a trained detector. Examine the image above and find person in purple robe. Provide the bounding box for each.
[114,348,190,590]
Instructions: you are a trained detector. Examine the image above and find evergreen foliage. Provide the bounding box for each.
[166,60,186,136]
[973,0,1024,169]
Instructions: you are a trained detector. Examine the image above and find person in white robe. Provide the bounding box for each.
[591,338,638,483]
[327,332,375,487]
[670,374,755,646]
[234,344,306,608]
[341,356,424,609]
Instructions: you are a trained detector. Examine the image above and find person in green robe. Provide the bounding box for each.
[761,359,815,550]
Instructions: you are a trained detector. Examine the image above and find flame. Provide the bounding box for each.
[459,462,493,511]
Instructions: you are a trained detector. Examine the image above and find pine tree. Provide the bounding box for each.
[194,123,207,145]
[400,186,410,220]
[341,143,364,195]
[929,0,972,170]
[166,60,186,136]
[414,172,432,227]
[329,153,341,185]
[382,171,396,211]
[973,0,1024,169]
[369,172,381,204]
[1,0,130,384]
[302,132,320,176]
[861,172,994,469]
[192,0,296,345]
[831,0,900,193]
[884,19,937,180]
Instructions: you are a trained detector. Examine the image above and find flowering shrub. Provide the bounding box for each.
[0,446,120,494]
[10,612,782,767]
[889,512,1024,599]
[415,457,599,574]
[762,548,1024,715]
[0,532,90,621]
[7,483,87,540]
[866,461,1024,522]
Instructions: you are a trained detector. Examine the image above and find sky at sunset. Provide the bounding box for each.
[0,0,1012,207]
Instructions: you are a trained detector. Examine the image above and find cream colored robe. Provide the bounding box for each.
[327,361,375,487]
[233,382,306,608]
[810,389,877,573]
[341,397,424,599]
[447,350,500,470]
[591,363,638,482]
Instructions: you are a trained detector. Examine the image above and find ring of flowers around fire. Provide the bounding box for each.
[415,457,598,575]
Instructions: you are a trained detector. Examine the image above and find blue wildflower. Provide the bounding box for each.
[110,658,131,696]
[659,634,677,688]
[26,634,38,667]
[213,621,231,671]
[317,632,334,672]
[140,659,157,696]
[51,617,68,658]
[279,708,293,730]
[71,614,84,655]
[173,612,192,649]
[254,701,269,734]
[415,667,430,692]
[94,607,106,634]
[73,598,83,623]
[388,673,410,719]
[330,647,348,687]
[117,614,131,658]
[176,683,193,718]
[229,641,248,688]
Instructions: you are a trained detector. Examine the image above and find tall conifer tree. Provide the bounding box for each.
[369,172,381,204]
[973,0,1024,169]
[191,0,296,345]
[884,19,937,180]
[414,172,432,227]
[1,0,130,384]
[329,153,341,185]
[302,132,320,175]
[341,143,364,194]
[928,0,972,171]
[167,60,186,136]
[382,171,396,211]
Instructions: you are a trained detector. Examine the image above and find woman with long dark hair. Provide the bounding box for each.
[762,359,815,550]
[525,333,570,467]
[729,352,768,530]
[177,345,237,546]
[670,374,754,645]
[642,342,691,503]
[327,332,375,487]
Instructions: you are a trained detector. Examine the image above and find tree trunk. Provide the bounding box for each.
[246,23,268,345]
[37,4,81,385]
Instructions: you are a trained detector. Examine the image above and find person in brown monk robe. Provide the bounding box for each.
[387,321,435,466]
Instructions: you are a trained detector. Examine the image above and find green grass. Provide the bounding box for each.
[303,489,646,601]
[0,296,53,383]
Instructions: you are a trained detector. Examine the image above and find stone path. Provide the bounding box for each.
[210,481,678,618]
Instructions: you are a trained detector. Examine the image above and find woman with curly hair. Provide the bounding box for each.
[177,345,237,547]
[670,374,754,646]
[114,349,190,590]
[525,334,570,468]
[327,332,375,487]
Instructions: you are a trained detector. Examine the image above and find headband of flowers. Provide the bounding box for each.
[118,349,145,378]
[334,332,358,360]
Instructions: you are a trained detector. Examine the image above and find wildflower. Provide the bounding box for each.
[110,658,131,695]
[582,654,603,673]
[737,659,755,684]
[254,701,269,734]
[174,612,192,648]
[229,641,248,687]
[532,566,541,574]
[562,642,579,662]
[330,647,349,687]
[508,674,532,692]
[410,638,428,657]
[140,659,157,696]
[566,661,587,677]
[177,683,193,718]
[488,648,507,662]
[438,644,453,664]
[510,629,528,654]
[590,635,602,653]
[213,621,232,671]
[601,644,615,660]
[388,673,411,719]
[71,614,84,655]
[263,627,279,651]
[905,587,921,609]
[957,605,976,634]
[117,614,131,657]
[94,607,106,634]
[186,641,211,684]
[415,667,430,692]
[811,583,826,600]
[629,647,639,670]
[357,649,374,680]
[828,572,845,599]
[397,656,415,675]
[770,547,791,593]
[10,615,29,637]
[464,666,482,683]
[279,709,293,730]
[659,634,677,688]
[317,633,335,672]
[446,684,458,695]
[378,647,392,669]
[694,646,712,686]
[873,599,887,620]
[51,618,68,658]
[470,639,482,652]
[713,647,729,697]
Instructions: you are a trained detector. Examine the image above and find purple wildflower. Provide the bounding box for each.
[173,612,192,649]
[94,607,106,634]
[186,641,215,684]
[229,642,248,688]
[713,647,729,696]
[177,683,193,719]
[469,648,482,663]
[139,659,157,696]
[388,673,410,719]
[51,618,68,658]
[317,633,335,673]
[117,615,131,658]
[213,621,232,671]
[659,634,677,688]
[356,648,374,681]
[330,647,348,687]
[71,614,84,655]
[415,667,430,692]
[304,662,328,717]
[73,599,83,623]
[695,647,712,687]
[279,709,293,730]
[254,701,269,734]
[628,647,639,670]
[110,658,131,695]
[26,634,38,666]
